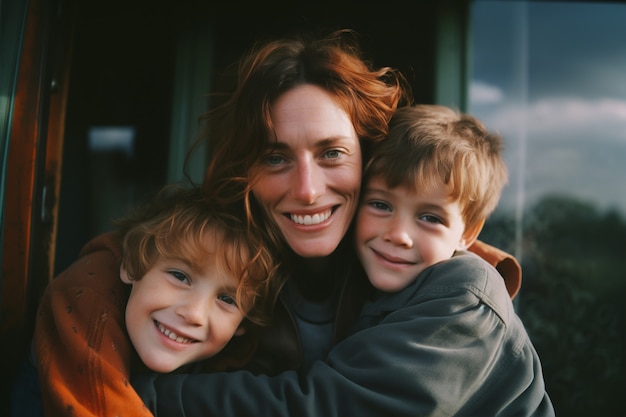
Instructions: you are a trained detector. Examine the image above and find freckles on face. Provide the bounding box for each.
[251,84,362,258]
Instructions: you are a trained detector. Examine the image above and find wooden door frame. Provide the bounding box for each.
[1,0,76,404]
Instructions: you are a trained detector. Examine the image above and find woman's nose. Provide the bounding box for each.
[292,158,324,204]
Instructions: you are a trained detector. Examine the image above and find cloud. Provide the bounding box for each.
[470,91,626,215]
[475,96,626,144]
[469,81,504,105]
[529,97,626,135]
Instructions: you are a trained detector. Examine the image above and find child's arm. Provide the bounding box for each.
[132,253,553,417]
[34,232,153,417]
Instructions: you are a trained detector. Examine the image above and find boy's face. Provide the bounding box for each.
[121,245,246,373]
[355,177,470,293]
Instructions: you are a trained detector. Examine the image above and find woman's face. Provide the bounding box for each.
[252,84,362,258]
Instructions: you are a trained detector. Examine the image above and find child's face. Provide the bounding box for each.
[355,177,469,293]
[121,247,246,373]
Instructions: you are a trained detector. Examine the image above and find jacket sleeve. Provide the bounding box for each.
[132,255,552,417]
[34,232,153,417]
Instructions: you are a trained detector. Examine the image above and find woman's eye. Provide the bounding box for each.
[265,154,285,166]
[323,149,342,159]
[169,270,189,283]
[218,294,237,306]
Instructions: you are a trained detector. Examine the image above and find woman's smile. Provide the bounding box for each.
[252,84,362,257]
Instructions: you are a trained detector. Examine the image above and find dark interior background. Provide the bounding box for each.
[55,0,441,273]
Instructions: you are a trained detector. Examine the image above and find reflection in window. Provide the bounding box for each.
[469,1,626,416]
[88,126,135,158]
[87,126,136,238]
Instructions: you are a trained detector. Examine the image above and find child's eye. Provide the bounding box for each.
[369,200,392,212]
[169,270,190,284]
[218,294,237,306]
[420,214,443,224]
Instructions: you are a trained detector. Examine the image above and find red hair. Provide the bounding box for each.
[193,30,412,249]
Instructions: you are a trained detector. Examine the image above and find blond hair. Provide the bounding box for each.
[364,104,508,231]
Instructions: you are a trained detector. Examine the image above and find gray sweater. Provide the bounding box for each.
[133,251,554,417]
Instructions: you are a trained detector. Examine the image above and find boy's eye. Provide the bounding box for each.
[369,200,391,211]
[169,270,190,283]
[218,294,237,306]
[420,214,443,224]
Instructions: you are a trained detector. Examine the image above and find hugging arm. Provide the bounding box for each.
[133,255,552,417]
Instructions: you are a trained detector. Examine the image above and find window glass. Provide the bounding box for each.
[469,2,625,415]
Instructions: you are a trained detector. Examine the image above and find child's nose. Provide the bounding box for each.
[383,218,414,248]
[176,294,211,327]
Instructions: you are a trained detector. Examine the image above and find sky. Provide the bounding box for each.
[468,0,626,217]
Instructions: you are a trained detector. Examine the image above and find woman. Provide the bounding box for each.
[132,31,546,416]
[33,30,524,417]
[196,29,412,374]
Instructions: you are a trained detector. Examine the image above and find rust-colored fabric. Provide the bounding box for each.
[468,240,521,299]
[34,232,153,417]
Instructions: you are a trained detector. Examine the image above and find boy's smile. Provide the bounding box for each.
[355,178,469,293]
[121,247,246,373]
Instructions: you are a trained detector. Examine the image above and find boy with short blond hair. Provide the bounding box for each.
[352,104,554,415]
[356,104,508,292]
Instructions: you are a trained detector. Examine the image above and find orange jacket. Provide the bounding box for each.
[34,232,153,417]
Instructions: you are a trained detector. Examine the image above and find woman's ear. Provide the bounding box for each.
[120,266,133,284]
[458,219,486,250]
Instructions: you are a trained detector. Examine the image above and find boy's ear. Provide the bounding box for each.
[458,219,486,250]
[234,325,246,337]
[120,266,133,284]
